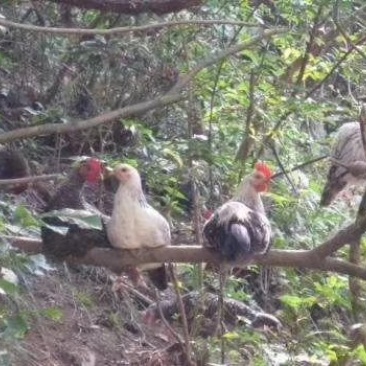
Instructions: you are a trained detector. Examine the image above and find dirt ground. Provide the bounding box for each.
[3,265,187,366]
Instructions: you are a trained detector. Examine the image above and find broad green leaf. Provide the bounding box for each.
[41,209,103,230]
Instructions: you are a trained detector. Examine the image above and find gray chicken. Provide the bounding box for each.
[320,122,366,206]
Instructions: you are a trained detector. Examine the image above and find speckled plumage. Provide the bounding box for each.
[320,122,366,206]
[203,167,271,264]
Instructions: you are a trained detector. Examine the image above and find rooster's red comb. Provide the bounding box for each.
[255,162,273,180]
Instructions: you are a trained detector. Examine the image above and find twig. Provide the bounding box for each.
[270,155,328,179]
[218,268,226,364]
[118,280,154,306]
[155,287,185,347]
[349,238,363,320]
[168,263,194,366]
[268,142,297,193]
[293,4,326,89]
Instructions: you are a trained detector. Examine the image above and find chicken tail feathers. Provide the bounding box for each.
[320,166,348,206]
[147,265,168,291]
[220,223,251,262]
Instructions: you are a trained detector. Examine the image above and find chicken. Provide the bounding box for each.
[203,162,272,263]
[45,157,105,212]
[320,122,366,206]
[107,164,170,290]
[41,157,110,258]
[0,147,30,194]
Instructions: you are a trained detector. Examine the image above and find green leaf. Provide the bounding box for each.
[223,331,240,341]
[14,206,39,228]
[41,308,64,323]
[2,315,29,340]
[41,209,103,230]
[0,279,18,295]
[280,295,317,310]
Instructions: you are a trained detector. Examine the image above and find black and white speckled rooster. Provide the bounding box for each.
[203,162,272,264]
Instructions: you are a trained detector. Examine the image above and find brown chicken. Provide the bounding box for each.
[0,147,30,194]
[41,157,110,258]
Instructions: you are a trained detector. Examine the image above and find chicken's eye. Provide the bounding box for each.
[120,167,127,173]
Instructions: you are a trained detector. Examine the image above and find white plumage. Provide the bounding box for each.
[320,122,366,206]
[107,164,170,290]
[107,164,170,249]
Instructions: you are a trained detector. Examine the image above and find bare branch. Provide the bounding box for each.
[7,237,366,281]
[268,156,328,179]
[4,236,44,254]
[0,18,262,36]
[0,93,184,144]
[309,223,360,258]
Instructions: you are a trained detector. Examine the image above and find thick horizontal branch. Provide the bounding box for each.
[3,236,44,254]
[6,236,366,281]
[309,223,362,258]
[77,246,366,280]
[0,18,260,36]
[0,92,184,143]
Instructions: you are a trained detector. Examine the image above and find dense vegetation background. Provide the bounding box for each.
[1,0,366,365]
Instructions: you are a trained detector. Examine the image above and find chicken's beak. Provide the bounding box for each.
[102,166,114,180]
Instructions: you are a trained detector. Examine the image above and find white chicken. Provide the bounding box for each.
[203,162,272,263]
[107,163,170,290]
[320,122,366,206]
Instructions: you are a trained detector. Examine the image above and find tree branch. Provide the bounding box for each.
[0,18,262,36]
[0,93,184,143]
[6,237,366,281]
[308,223,361,258]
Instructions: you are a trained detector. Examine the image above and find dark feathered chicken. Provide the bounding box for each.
[45,158,104,211]
[82,165,118,216]
[203,163,272,263]
[0,147,30,194]
[320,122,366,206]
[41,158,111,258]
